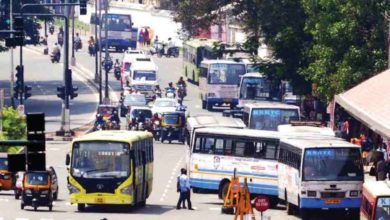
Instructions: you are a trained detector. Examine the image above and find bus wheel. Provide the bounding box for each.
[201,100,206,109]
[77,204,85,212]
[269,197,279,208]
[300,209,311,220]
[192,187,200,193]
[206,102,213,111]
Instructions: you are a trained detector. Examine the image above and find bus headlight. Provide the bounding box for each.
[120,186,133,195]
[307,191,316,197]
[68,184,80,194]
[207,93,216,98]
[350,190,359,197]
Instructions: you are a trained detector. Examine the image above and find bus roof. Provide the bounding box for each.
[73,130,153,144]
[194,127,280,139]
[187,115,245,131]
[243,101,300,110]
[131,60,158,71]
[183,38,219,48]
[363,181,390,198]
[278,124,335,137]
[201,59,244,65]
[280,137,358,149]
[242,72,265,78]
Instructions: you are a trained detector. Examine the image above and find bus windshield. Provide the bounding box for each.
[102,14,131,31]
[303,148,363,181]
[133,71,156,81]
[208,64,246,85]
[0,158,8,170]
[376,197,390,220]
[71,142,130,179]
[250,108,299,131]
[240,77,271,100]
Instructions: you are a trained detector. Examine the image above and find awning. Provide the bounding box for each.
[335,69,390,138]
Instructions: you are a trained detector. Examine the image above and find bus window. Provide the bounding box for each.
[204,138,214,154]
[194,137,202,153]
[255,141,278,159]
[225,139,233,155]
[215,139,224,155]
[376,197,390,220]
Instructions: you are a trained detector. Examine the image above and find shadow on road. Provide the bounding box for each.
[80,203,175,215]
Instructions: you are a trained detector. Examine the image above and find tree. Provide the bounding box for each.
[301,0,390,102]
[1,107,26,140]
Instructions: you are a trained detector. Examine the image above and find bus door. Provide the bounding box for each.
[140,149,147,201]
[131,149,138,204]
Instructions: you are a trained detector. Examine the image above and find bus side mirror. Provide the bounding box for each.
[65,153,70,166]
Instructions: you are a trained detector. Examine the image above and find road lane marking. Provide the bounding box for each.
[0,198,9,202]
[195,105,200,109]
[15,218,29,220]
[209,207,220,211]
[160,156,184,202]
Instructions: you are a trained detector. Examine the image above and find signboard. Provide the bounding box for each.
[254,195,269,212]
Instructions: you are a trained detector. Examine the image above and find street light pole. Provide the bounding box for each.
[71,6,75,66]
[104,1,110,103]
[99,0,103,104]
[10,0,15,108]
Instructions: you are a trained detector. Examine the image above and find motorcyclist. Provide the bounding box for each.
[114,59,121,79]
[51,43,61,61]
[165,82,176,97]
[154,85,162,98]
[109,110,120,125]
[177,77,187,98]
[151,113,161,124]
[88,36,95,56]
[176,99,187,112]
[94,114,105,129]
[137,111,146,124]
[74,33,82,51]
[167,37,175,55]
[57,27,64,47]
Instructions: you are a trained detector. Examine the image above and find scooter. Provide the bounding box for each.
[50,52,61,63]
[165,88,176,99]
[153,121,161,141]
[177,85,186,101]
[114,65,121,80]
[88,43,96,56]
[158,46,180,58]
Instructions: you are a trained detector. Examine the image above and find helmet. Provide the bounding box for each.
[168,82,173,87]
[168,37,172,40]
[113,110,118,114]
[154,113,159,117]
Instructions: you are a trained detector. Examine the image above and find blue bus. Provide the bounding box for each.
[100,13,138,51]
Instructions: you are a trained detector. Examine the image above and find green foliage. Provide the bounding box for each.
[0,107,26,153]
[301,0,389,102]
[2,107,26,140]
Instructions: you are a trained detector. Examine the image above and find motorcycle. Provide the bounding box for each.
[74,41,82,52]
[165,88,176,99]
[88,43,96,56]
[157,46,180,58]
[114,65,121,80]
[93,121,105,131]
[154,89,162,100]
[107,120,120,130]
[177,84,186,101]
[49,26,54,35]
[50,52,61,63]
[153,121,161,141]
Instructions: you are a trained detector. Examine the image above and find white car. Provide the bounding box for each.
[151,98,178,115]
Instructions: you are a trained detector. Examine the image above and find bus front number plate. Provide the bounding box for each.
[95,197,104,203]
[324,199,341,204]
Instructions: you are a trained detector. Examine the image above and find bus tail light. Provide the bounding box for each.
[350,190,359,197]
[121,186,133,195]
[307,191,316,197]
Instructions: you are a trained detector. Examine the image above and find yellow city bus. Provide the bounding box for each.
[66,130,153,211]
[182,38,219,84]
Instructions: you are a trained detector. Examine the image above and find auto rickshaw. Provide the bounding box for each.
[0,153,13,191]
[96,104,120,130]
[21,170,53,211]
[160,112,186,144]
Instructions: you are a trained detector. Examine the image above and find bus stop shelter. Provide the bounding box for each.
[334,68,390,139]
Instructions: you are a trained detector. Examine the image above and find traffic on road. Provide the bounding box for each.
[0,2,389,220]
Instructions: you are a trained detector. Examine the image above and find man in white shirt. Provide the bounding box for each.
[176,168,193,210]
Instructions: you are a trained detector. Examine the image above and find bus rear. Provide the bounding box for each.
[100,14,137,51]
[199,61,246,111]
